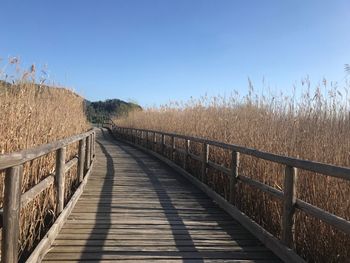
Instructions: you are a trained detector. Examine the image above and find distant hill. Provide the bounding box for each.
[0,80,141,123]
[85,99,142,123]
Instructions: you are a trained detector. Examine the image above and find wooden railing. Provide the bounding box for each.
[0,129,96,263]
[106,122,350,262]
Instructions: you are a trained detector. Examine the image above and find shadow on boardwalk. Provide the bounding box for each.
[80,129,115,260]
[44,128,279,262]
[80,128,204,261]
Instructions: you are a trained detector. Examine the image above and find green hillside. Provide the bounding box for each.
[85,99,142,123]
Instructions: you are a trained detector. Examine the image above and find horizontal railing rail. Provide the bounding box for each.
[107,121,350,262]
[0,129,96,263]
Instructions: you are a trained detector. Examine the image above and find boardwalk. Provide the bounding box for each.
[43,129,280,262]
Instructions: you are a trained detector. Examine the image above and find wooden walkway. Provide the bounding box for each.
[43,129,280,262]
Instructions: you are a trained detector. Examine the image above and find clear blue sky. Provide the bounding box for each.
[1,0,349,106]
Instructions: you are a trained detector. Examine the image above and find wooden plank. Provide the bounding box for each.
[2,165,23,263]
[238,175,283,200]
[43,251,278,260]
[207,160,230,175]
[43,260,281,263]
[58,228,250,235]
[296,199,350,235]
[46,245,270,253]
[52,239,262,246]
[189,152,201,162]
[65,156,78,173]
[21,175,54,207]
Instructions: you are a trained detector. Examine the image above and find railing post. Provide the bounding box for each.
[153,132,156,151]
[147,131,150,148]
[2,165,23,263]
[282,165,297,248]
[85,135,91,172]
[91,132,95,159]
[201,143,209,183]
[229,151,240,203]
[184,139,190,170]
[161,134,165,155]
[93,132,96,158]
[77,139,86,183]
[91,133,94,161]
[141,131,144,147]
[171,136,175,160]
[55,147,66,215]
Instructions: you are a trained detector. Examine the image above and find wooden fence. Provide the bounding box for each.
[0,129,95,263]
[107,123,350,262]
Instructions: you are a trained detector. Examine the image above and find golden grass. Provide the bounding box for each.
[115,79,350,262]
[0,75,89,260]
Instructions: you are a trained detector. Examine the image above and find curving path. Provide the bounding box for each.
[43,128,280,262]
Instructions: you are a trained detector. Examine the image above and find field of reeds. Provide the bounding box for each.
[0,63,90,261]
[115,78,350,262]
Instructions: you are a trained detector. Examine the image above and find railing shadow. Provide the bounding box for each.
[116,141,205,262]
[79,128,267,261]
[80,128,115,261]
[114,134,269,258]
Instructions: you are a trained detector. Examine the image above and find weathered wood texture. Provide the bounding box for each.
[2,165,23,263]
[43,129,280,262]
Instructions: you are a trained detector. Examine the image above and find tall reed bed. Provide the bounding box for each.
[0,62,89,260]
[115,79,350,262]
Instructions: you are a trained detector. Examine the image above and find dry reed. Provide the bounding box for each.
[0,59,90,261]
[115,78,350,262]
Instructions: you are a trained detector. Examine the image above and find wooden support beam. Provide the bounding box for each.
[85,136,91,172]
[161,134,165,155]
[2,165,23,263]
[92,132,95,158]
[55,147,66,214]
[153,132,156,150]
[201,143,209,183]
[171,136,175,160]
[229,151,240,203]
[77,139,86,183]
[184,139,190,170]
[141,131,144,147]
[146,131,149,148]
[282,165,297,248]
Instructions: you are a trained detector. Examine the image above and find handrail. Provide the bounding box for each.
[105,124,350,181]
[0,130,94,170]
[108,122,350,262]
[0,129,96,263]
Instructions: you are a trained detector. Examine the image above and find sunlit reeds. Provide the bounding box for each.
[115,78,350,262]
[0,58,90,261]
